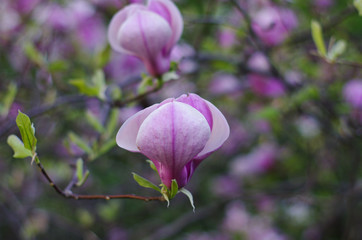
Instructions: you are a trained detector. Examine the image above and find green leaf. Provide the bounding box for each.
[170,179,178,199]
[105,109,119,138]
[327,40,347,62]
[69,70,106,100]
[162,71,179,82]
[0,82,17,116]
[92,69,107,100]
[132,172,161,193]
[86,111,105,133]
[16,111,37,153]
[69,79,99,96]
[253,107,280,122]
[48,60,68,73]
[97,139,116,157]
[354,0,362,15]
[75,158,89,187]
[68,132,93,156]
[311,20,326,56]
[146,160,158,173]
[23,42,45,66]
[180,188,195,212]
[7,135,33,158]
[95,45,111,68]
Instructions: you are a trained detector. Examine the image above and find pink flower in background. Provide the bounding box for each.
[249,74,285,97]
[343,79,362,109]
[218,28,237,48]
[108,0,183,77]
[209,73,243,97]
[252,6,298,46]
[231,144,279,177]
[116,93,229,188]
[247,52,270,72]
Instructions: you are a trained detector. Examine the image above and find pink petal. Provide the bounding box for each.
[136,102,210,171]
[107,4,146,54]
[196,100,230,159]
[116,104,159,152]
[148,0,183,53]
[176,93,213,130]
[117,11,172,75]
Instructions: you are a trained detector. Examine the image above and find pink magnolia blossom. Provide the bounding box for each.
[249,73,285,97]
[343,79,362,109]
[252,6,298,46]
[108,0,183,77]
[116,93,229,188]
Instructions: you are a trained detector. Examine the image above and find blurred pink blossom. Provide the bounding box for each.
[249,74,285,97]
[230,143,279,177]
[247,52,270,72]
[209,73,243,97]
[252,6,298,46]
[343,79,362,109]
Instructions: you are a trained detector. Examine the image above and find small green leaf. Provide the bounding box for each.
[170,179,178,199]
[16,111,37,153]
[23,42,45,66]
[69,79,99,96]
[86,111,105,133]
[105,109,119,138]
[162,71,179,82]
[48,60,68,73]
[68,132,93,156]
[132,172,161,193]
[7,135,33,158]
[354,0,362,15]
[311,20,326,56]
[75,158,89,187]
[146,160,158,173]
[97,139,116,157]
[0,82,17,116]
[92,69,107,100]
[327,40,347,62]
[180,188,195,212]
[69,70,107,100]
[95,45,111,68]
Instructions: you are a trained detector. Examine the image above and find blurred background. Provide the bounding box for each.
[1,0,362,239]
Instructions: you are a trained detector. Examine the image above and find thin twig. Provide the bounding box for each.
[34,156,165,202]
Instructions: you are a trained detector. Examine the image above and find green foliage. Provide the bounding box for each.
[327,40,347,62]
[311,20,326,57]
[76,158,89,187]
[354,0,362,15]
[132,172,161,193]
[7,135,32,158]
[16,111,37,153]
[70,69,107,99]
[0,82,17,117]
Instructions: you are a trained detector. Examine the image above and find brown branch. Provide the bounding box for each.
[34,156,164,202]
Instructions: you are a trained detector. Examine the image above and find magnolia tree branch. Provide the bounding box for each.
[33,156,165,202]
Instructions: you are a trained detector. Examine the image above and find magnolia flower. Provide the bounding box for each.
[343,79,362,109]
[116,93,229,188]
[251,6,298,46]
[108,0,183,77]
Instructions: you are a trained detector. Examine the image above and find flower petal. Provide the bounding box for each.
[117,10,171,58]
[136,101,210,171]
[148,0,183,53]
[116,104,159,152]
[176,93,213,130]
[107,4,146,53]
[195,100,230,159]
